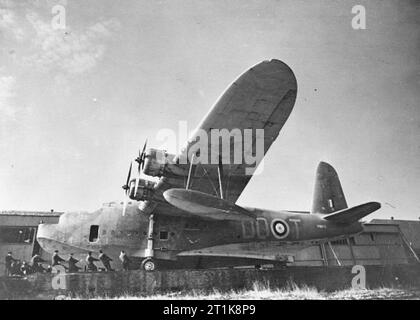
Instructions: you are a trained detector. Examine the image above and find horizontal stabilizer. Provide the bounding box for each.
[323,202,381,224]
[163,188,256,221]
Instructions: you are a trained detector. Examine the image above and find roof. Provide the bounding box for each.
[0,210,63,217]
[370,219,420,224]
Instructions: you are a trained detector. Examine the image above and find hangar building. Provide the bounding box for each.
[0,210,62,275]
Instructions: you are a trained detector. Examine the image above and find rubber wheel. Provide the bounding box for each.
[141,258,156,271]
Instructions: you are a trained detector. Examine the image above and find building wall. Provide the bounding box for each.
[371,219,420,254]
[0,212,61,275]
[290,223,412,267]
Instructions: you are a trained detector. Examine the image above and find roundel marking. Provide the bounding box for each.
[271,219,290,239]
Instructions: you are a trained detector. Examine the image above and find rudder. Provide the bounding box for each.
[311,162,347,214]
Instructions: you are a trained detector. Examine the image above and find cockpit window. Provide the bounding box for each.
[89,225,99,242]
[159,231,169,241]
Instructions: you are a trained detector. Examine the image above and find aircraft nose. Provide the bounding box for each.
[37,223,60,253]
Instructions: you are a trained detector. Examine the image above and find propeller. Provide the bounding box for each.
[122,162,134,216]
[122,140,148,216]
[134,140,148,195]
[135,140,147,170]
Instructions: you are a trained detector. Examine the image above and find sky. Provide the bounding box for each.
[0,0,419,221]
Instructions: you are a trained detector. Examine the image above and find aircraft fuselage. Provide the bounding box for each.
[37,201,362,268]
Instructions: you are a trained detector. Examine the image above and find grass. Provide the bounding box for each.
[60,281,420,300]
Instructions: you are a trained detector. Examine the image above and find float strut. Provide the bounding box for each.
[145,214,155,259]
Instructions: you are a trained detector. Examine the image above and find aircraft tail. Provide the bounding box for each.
[311,161,348,214]
[322,202,381,224]
[311,161,381,223]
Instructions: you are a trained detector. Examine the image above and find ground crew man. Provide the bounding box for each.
[98,250,114,271]
[119,250,130,271]
[20,261,30,275]
[30,253,46,273]
[10,260,22,276]
[68,253,81,273]
[5,252,17,276]
[52,250,65,267]
[86,252,99,272]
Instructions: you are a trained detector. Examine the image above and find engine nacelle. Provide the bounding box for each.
[143,148,170,177]
[143,148,187,177]
[128,179,156,201]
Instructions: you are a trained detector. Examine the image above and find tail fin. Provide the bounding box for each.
[311,161,348,214]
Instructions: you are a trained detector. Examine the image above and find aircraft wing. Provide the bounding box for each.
[151,59,297,208]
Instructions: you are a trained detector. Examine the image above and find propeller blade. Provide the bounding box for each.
[122,161,135,216]
[123,162,133,194]
[141,139,147,157]
[136,139,148,173]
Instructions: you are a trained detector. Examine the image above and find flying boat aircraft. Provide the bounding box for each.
[37,59,381,271]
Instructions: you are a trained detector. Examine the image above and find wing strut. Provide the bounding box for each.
[217,156,224,199]
[186,153,224,200]
[186,153,195,190]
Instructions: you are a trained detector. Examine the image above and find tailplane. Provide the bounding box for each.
[323,202,381,224]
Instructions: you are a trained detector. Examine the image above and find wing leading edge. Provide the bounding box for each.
[163,188,256,221]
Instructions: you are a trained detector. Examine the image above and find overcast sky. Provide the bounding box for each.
[1,0,419,221]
